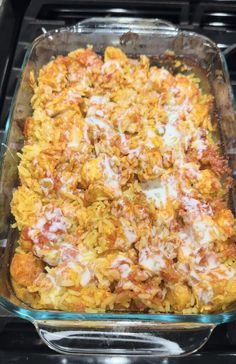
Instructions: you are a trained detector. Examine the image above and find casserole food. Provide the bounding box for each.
[0,18,236,356]
[10,45,236,315]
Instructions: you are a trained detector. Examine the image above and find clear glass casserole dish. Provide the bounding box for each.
[0,17,236,357]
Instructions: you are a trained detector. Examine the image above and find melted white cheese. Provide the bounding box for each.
[159,68,170,81]
[80,268,91,286]
[102,155,121,197]
[28,207,68,244]
[139,248,166,273]
[119,263,131,278]
[192,129,207,157]
[48,220,67,233]
[123,227,137,245]
[86,116,112,130]
[90,96,108,104]
[197,287,213,305]
[101,60,123,74]
[163,124,181,148]
[35,217,47,230]
[59,244,78,264]
[192,218,220,245]
[182,196,199,213]
[112,256,131,268]
[67,90,81,102]
[141,176,178,208]
[145,128,156,148]
[45,207,62,220]
[142,180,167,208]
[112,256,132,278]
[68,126,81,148]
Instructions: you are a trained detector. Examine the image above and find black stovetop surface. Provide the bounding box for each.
[1,0,236,362]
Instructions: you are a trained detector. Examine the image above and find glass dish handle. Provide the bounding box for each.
[35,320,215,356]
[73,17,178,33]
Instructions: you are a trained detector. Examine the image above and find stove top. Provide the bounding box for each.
[1,0,236,362]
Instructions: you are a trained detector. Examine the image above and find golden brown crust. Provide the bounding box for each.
[10,252,44,287]
[9,46,236,313]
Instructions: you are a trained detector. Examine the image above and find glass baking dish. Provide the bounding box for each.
[0,17,236,357]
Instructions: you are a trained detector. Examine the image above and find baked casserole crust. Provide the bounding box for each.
[10,46,236,313]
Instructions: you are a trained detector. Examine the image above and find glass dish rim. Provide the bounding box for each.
[1,17,236,325]
[0,296,235,324]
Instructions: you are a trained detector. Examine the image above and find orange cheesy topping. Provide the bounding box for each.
[10,46,236,313]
